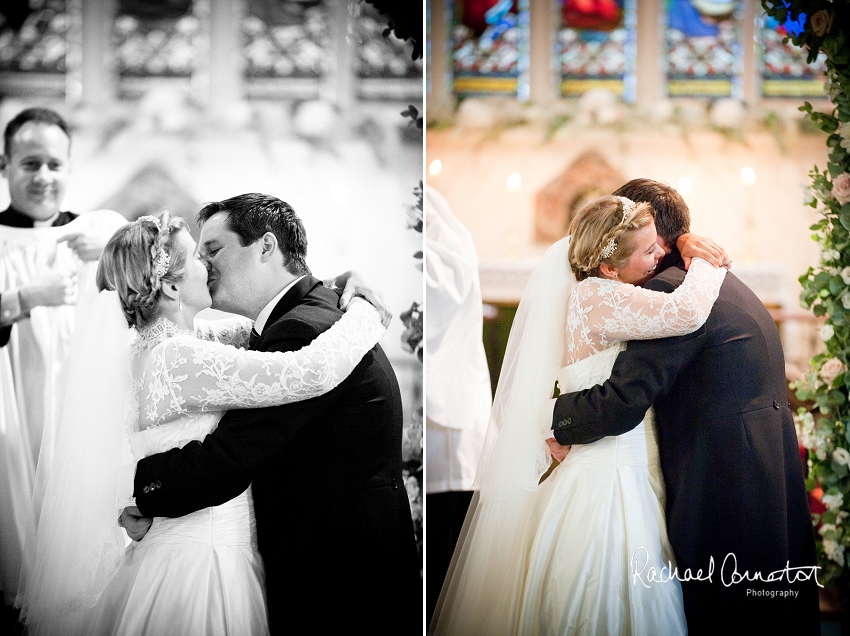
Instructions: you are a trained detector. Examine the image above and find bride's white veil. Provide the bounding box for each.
[430,236,575,635]
[16,290,136,636]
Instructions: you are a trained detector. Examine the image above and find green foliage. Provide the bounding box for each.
[762,0,850,588]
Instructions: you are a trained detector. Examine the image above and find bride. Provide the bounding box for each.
[17,211,388,636]
[430,195,727,635]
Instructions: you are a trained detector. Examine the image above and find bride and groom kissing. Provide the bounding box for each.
[20,193,420,635]
[431,179,821,635]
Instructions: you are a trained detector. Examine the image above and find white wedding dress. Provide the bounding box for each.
[19,294,385,636]
[518,345,684,634]
[430,247,725,636]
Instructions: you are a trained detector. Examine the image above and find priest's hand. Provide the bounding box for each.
[119,506,153,542]
[19,271,77,310]
[58,231,107,262]
[676,233,731,270]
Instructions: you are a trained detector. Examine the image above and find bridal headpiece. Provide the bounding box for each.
[137,215,172,290]
[597,196,637,261]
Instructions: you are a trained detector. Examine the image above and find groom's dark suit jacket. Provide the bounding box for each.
[134,276,421,634]
[551,253,819,635]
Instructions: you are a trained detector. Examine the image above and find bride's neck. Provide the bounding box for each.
[158,305,198,332]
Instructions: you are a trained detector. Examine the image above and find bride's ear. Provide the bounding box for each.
[160,282,179,301]
[598,263,618,280]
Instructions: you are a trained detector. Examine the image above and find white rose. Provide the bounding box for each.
[833,173,850,206]
[821,324,835,342]
[823,539,845,565]
[842,294,850,310]
[802,183,816,205]
[822,249,841,263]
[819,523,837,537]
[825,78,841,102]
[822,492,845,511]
[841,266,850,284]
[833,447,850,465]
[820,357,846,386]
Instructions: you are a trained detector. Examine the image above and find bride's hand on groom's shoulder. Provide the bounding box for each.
[119,506,153,542]
[676,233,732,271]
[326,270,392,328]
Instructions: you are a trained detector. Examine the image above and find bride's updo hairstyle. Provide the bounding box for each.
[96,210,190,328]
[568,195,654,281]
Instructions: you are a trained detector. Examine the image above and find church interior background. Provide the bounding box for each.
[426,0,831,396]
[0,0,424,574]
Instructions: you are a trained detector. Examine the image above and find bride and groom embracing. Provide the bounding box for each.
[18,193,421,635]
[431,179,821,635]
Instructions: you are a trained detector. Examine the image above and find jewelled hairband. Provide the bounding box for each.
[137,215,171,286]
[598,197,637,261]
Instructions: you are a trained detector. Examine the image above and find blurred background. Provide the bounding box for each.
[426,0,829,388]
[425,0,847,627]
[0,0,424,570]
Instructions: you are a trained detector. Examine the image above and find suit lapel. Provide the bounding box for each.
[251,275,323,350]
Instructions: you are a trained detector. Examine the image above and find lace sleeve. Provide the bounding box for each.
[140,299,384,427]
[575,258,726,351]
[194,315,253,348]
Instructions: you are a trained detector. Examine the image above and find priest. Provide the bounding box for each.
[0,107,124,606]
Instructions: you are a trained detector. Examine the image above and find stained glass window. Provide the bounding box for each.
[452,0,529,98]
[355,2,422,99]
[0,0,68,77]
[113,0,200,82]
[760,11,826,98]
[558,0,636,100]
[665,0,741,98]
[242,0,328,98]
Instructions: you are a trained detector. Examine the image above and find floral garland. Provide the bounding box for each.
[762,0,850,588]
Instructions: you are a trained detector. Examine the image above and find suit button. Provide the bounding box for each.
[143,485,150,494]
[773,400,779,409]
[555,417,572,430]
[155,481,161,488]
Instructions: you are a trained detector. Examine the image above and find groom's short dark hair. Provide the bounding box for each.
[197,193,310,276]
[612,179,690,247]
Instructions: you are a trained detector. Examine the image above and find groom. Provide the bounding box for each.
[126,193,420,633]
[549,179,820,634]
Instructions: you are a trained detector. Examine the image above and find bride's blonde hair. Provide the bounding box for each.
[568,195,654,281]
[96,210,190,328]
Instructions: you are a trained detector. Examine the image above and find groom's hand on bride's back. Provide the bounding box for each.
[119,506,153,541]
[546,438,571,463]
[325,270,392,328]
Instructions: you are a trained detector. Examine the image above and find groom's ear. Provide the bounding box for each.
[258,232,280,263]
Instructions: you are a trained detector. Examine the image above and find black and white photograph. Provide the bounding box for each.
[0,1,422,634]
[5,0,850,634]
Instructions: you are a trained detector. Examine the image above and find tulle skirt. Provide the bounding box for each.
[90,488,268,636]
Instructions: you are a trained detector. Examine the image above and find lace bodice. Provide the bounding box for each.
[564,258,726,365]
[130,299,384,430]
